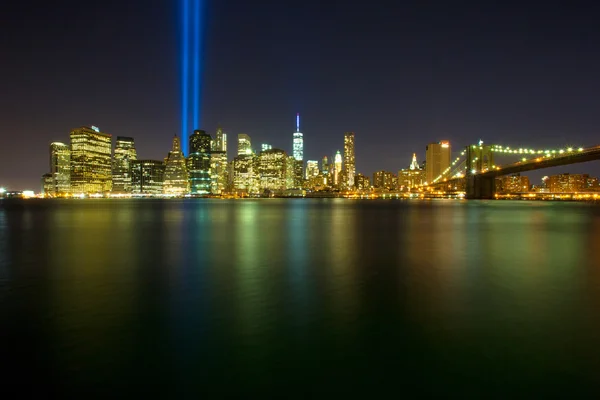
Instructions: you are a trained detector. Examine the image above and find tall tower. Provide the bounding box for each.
[343,132,355,188]
[425,141,451,184]
[410,153,419,170]
[333,150,342,186]
[188,130,212,194]
[293,113,303,161]
[163,135,189,195]
[214,125,227,153]
[112,137,137,193]
[70,126,112,194]
[49,142,70,195]
[238,133,252,156]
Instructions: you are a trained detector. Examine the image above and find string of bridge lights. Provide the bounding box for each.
[430,143,586,184]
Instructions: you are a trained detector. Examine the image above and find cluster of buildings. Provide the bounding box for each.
[41,118,362,198]
[495,173,600,194]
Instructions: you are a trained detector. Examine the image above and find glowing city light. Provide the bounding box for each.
[0,187,6,194]
[181,0,190,155]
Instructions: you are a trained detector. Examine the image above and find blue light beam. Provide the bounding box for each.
[192,0,203,131]
[181,0,190,156]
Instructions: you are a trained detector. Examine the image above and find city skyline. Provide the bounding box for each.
[3,1,600,189]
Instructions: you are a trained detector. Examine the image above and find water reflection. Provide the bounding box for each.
[1,199,600,396]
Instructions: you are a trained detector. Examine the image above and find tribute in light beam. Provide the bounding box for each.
[180,0,190,156]
[192,0,202,131]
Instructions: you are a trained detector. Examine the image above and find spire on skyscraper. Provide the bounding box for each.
[410,153,419,170]
[296,113,300,132]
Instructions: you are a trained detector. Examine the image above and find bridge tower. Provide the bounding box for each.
[465,143,496,199]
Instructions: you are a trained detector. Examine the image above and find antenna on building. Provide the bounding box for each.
[296,113,300,132]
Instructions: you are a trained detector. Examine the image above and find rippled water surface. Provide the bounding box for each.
[1,199,600,396]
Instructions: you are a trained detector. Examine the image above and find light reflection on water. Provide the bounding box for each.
[1,199,600,396]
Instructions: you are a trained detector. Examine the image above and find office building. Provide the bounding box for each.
[210,151,228,194]
[306,160,319,179]
[131,160,165,195]
[497,174,530,193]
[333,151,342,186]
[213,126,227,153]
[188,130,212,194]
[355,173,370,190]
[344,132,355,188]
[41,173,53,197]
[425,141,451,184]
[70,126,112,194]
[398,153,425,189]
[322,156,329,175]
[49,142,70,196]
[233,154,258,193]
[238,133,252,156]
[548,173,589,193]
[163,135,189,195]
[373,170,396,190]
[112,136,137,193]
[258,148,287,191]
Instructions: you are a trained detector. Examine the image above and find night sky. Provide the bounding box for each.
[2,0,600,190]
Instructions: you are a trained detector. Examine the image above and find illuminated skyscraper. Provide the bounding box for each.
[425,141,451,184]
[333,151,342,186]
[188,130,212,194]
[210,151,228,194]
[213,126,227,153]
[238,133,252,156]
[131,160,165,195]
[49,142,70,195]
[163,135,189,195]
[343,132,355,188]
[70,126,112,194]
[293,113,303,161]
[233,154,258,193]
[112,136,137,193]
[261,143,273,152]
[258,148,287,191]
[306,160,319,179]
[373,170,396,190]
[322,156,329,175]
[398,154,425,189]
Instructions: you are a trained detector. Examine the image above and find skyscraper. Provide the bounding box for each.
[344,132,355,188]
[214,125,227,153]
[306,160,319,179]
[293,113,303,161]
[112,136,137,193]
[49,142,70,196]
[321,156,329,175]
[70,126,112,194]
[258,148,287,191]
[188,130,212,194]
[131,160,165,195]
[163,135,189,196]
[333,150,342,186]
[425,141,451,184]
[238,133,252,156]
[399,153,425,189]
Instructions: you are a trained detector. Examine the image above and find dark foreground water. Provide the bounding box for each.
[1,199,600,397]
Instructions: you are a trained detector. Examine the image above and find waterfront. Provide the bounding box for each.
[1,199,600,396]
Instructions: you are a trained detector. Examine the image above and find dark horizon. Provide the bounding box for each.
[2,0,600,190]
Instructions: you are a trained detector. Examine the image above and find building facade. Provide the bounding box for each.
[163,135,189,195]
[188,130,212,194]
[112,136,137,193]
[70,126,112,194]
[355,173,370,190]
[49,142,71,196]
[373,170,396,190]
[306,160,319,179]
[548,173,589,193]
[131,160,165,195]
[398,153,425,190]
[343,132,356,188]
[258,149,287,191]
[238,133,252,156]
[333,151,342,186]
[425,141,451,184]
[496,174,530,193]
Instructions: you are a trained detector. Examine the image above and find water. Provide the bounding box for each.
[1,199,599,396]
